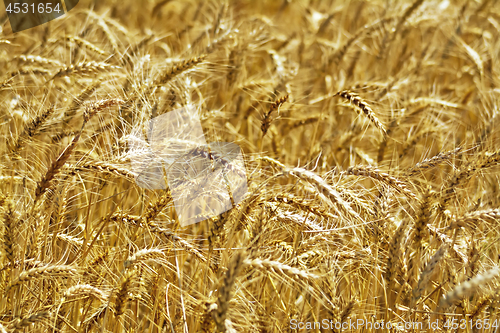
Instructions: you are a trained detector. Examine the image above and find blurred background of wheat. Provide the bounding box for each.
[1,0,500,332]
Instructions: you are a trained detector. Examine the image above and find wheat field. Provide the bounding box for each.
[1,0,500,332]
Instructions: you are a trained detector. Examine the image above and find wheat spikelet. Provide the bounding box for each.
[469,296,491,320]
[270,194,338,220]
[438,166,475,214]
[82,305,107,331]
[1,67,50,88]
[335,90,387,136]
[412,186,432,251]
[328,16,396,65]
[147,223,208,265]
[479,150,500,169]
[288,116,325,130]
[52,233,84,247]
[340,300,356,322]
[257,156,286,170]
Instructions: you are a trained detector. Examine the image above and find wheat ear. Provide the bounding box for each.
[10,105,55,155]
[285,167,361,221]
[347,165,417,199]
[335,90,387,136]
[9,312,49,331]
[438,267,500,310]
[411,244,447,305]
[7,265,77,291]
[155,55,207,85]
[2,201,15,266]
[214,251,246,332]
[114,269,135,317]
[261,95,288,137]
[63,284,107,302]
[447,209,500,231]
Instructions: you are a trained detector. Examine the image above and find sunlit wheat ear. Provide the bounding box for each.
[270,194,338,220]
[340,300,356,322]
[10,105,55,155]
[34,131,82,202]
[154,55,207,86]
[285,167,361,221]
[214,251,246,333]
[35,99,122,202]
[469,296,491,320]
[16,54,63,67]
[63,284,108,302]
[124,248,165,268]
[438,267,500,311]
[438,165,476,214]
[245,258,319,280]
[50,61,119,81]
[334,90,387,136]
[147,223,209,266]
[82,305,107,332]
[412,186,432,251]
[7,265,77,291]
[83,98,124,122]
[68,160,137,181]
[142,190,172,224]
